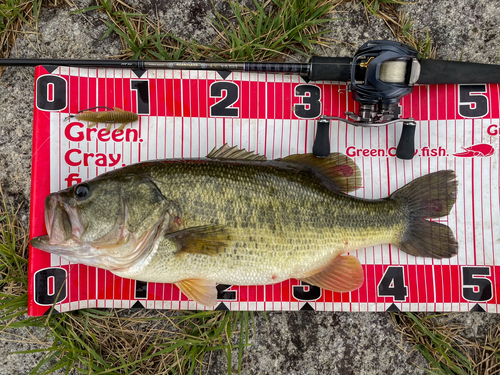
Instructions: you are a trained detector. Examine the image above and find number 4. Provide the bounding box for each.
[378,266,408,301]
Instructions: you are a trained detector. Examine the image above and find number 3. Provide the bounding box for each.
[294,84,321,119]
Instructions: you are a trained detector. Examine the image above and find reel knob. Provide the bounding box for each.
[312,119,331,157]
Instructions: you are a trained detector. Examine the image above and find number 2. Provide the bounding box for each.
[210,82,239,117]
[216,284,237,300]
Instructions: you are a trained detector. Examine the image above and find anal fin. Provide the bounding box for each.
[175,279,218,306]
[301,255,364,293]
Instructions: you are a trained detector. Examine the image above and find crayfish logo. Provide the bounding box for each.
[453,143,495,158]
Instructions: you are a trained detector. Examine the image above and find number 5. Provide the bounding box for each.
[458,84,488,118]
[461,266,493,302]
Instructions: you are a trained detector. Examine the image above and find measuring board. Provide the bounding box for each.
[28,65,500,316]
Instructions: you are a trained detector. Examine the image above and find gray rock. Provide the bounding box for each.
[207,311,429,375]
[401,0,500,63]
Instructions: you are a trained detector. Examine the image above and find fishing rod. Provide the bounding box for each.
[3,40,500,159]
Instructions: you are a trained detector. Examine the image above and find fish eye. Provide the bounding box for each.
[75,183,91,200]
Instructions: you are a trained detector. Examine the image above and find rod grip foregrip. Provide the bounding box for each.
[396,123,416,160]
[313,119,331,157]
[309,57,351,81]
[418,59,500,84]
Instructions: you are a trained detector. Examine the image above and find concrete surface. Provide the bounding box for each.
[1,0,499,374]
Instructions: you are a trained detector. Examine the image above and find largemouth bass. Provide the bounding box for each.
[31,145,458,306]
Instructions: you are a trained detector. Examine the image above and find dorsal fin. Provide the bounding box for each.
[207,144,267,161]
[279,153,362,192]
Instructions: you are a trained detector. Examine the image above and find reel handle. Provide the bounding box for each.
[396,122,416,160]
[312,119,331,157]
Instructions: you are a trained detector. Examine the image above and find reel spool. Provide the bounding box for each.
[315,40,421,160]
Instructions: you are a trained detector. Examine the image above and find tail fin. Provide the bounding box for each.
[390,170,458,259]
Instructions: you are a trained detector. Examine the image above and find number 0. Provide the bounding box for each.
[36,75,67,111]
[34,267,67,305]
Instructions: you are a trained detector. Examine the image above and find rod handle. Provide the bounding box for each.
[418,59,500,84]
[309,57,351,81]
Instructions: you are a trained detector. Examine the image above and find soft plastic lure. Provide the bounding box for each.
[71,106,138,132]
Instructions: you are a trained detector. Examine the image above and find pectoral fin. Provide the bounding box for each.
[170,225,233,256]
[301,255,364,292]
[175,279,218,306]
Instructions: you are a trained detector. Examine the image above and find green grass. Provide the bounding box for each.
[0,185,29,322]
[193,0,340,61]
[71,0,192,60]
[358,0,406,16]
[391,312,500,375]
[13,309,253,375]
[74,0,342,62]
[0,0,66,77]
[0,0,37,68]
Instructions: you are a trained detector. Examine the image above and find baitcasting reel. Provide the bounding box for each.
[313,40,421,160]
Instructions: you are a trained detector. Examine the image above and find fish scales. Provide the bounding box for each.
[116,160,405,285]
[31,145,458,306]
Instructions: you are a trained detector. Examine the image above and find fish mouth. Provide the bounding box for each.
[31,235,58,251]
[30,234,79,253]
[43,193,85,246]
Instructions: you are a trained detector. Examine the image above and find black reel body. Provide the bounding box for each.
[316,40,421,160]
[349,40,420,123]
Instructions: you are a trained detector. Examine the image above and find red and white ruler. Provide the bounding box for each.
[28,65,500,316]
